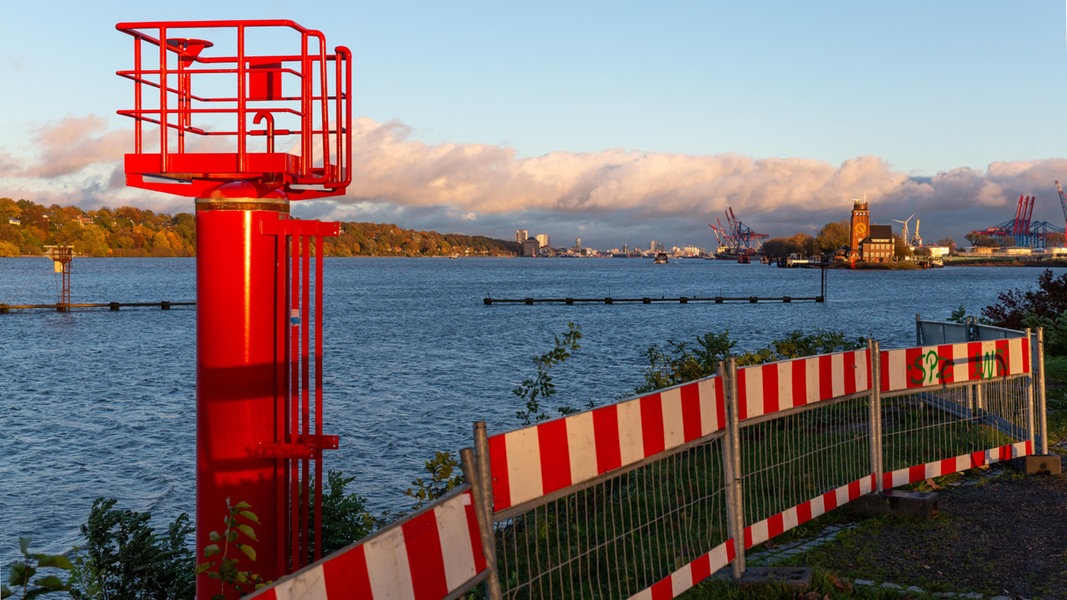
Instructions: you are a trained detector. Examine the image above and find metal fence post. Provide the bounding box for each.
[720,358,746,579]
[1034,328,1048,456]
[1023,329,1037,451]
[470,421,503,600]
[868,339,884,492]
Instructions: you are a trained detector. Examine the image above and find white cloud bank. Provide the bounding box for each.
[3,114,1067,248]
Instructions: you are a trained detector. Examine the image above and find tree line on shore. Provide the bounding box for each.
[0,198,519,258]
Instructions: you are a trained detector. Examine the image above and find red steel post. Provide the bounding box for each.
[195,183,289,597]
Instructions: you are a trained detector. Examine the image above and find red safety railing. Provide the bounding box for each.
[116,20,352,200]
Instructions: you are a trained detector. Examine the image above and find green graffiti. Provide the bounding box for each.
[975,348,1006,379]
[909,349,951,386]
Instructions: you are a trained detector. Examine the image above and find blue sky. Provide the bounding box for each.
[2,1,1067,249]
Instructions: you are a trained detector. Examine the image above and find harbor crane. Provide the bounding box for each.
[969,192,1064,248]
[708,206,769,256]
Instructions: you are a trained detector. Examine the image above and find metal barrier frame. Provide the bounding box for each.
[252,325,1043,600]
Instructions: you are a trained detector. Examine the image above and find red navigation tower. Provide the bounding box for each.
[116,20,351,596]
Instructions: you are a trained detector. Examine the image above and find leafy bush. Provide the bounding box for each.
[404,451,465,511]
[736,329,866,366]
[635,331,735,393]
[312,471,379,556]
[981,269,1067,328]
[982,269,1067,355]
[68,498,195,600]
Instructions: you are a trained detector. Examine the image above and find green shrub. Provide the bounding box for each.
[637,329,865,393]
[312,471,379,555]
[68,498,194,600]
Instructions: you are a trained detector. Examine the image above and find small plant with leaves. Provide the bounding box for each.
[512,322,583,425]
[196,499,265,599]
[2,537,73,599]
[404,451,465,510]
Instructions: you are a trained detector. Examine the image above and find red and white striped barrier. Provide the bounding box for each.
[744,476,875,549]
[880,338,1030,393]
[735,349,871,420]
[881,441,1031,489]
[251,334,1036,600]
[488,376,725,512]
[629,540,736,600]
[248,488,486,600]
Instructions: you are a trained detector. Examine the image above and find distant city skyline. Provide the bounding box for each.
[1,2,1066,249]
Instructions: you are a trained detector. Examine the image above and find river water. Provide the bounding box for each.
[1,256,1061,564]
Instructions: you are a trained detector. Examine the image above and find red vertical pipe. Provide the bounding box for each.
[314,235,325,561]
[288,234,300,567]
[195,184,288,598]
[300,235,311,568]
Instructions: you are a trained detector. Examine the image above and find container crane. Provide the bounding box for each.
[708,206,769,258]
[969,192,1064,248]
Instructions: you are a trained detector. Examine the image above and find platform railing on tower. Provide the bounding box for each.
[116,20,352,199]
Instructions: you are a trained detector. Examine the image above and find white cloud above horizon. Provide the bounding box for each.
[2,114,1066,250]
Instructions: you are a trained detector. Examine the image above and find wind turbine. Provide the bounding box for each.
[891,213,916,247]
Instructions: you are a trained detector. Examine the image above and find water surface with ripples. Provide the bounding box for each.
[2,256,1061,564]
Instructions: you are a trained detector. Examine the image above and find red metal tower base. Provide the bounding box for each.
[196,190,290,596]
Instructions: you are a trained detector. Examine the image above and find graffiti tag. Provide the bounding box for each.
[909,349,952,386]
[974,348,1006,380]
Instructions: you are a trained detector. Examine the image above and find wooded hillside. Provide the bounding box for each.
[0,198,518,257]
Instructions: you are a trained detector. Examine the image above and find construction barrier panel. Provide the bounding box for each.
[246,487,487,600]
[252,326,1042,599]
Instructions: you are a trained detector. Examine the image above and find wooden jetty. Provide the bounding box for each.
[0,301,195,313]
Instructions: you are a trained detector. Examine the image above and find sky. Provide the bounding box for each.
[2,1,1067,250]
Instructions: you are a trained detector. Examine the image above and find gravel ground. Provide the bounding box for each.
[796,462,1067,599]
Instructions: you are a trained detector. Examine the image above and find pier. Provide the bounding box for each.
[0,301,194,313]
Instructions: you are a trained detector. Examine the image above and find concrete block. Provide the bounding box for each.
[849,490,938,519]
[1011,454,1062,476]
[733,567,812,593]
